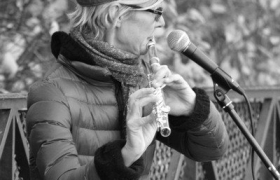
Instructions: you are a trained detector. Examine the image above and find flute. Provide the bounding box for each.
[147,39,171,137]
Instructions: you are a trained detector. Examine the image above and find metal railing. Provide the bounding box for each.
[0,86,280,180]
[151,86,280,180]
[0,93,29,180]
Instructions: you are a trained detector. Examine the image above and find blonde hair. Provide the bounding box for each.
[68,2,132,40]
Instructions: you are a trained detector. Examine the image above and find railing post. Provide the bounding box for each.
[15,110,30,179]
[0,108,29,180]
[183,158,199,180]
[203,161,219,180]
[0,109,16,180]
[166,149,185,180]
[244,98,279,179]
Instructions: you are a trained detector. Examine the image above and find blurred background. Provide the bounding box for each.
[1,0,280,93]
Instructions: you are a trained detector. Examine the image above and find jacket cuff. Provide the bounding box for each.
[94,140,144,180]
[169,87,210,131]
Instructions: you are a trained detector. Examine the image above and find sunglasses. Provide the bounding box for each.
[127,5,163,22]
[144,7,163,21]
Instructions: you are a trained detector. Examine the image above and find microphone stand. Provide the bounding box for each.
[212,81,280,180]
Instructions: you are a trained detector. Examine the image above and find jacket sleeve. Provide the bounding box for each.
[26,81,143,180]
[156,87,229,162]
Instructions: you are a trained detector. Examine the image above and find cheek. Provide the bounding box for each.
[124,21,152,42]
[119,26,150,50]
[132,18,155,38]
[117,15,155,54]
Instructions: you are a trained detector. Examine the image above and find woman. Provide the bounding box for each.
[26,0,229,179]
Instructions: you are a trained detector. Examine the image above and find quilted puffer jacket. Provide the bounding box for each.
[26,32,229,180]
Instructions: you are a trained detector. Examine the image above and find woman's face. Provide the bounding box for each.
[114,4,165,56]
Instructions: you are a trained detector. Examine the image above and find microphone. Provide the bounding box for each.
[167,30,244,95]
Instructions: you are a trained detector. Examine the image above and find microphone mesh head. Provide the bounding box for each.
[167,30,191,52]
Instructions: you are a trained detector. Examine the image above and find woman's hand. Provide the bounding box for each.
[121,88,159,167]
[151,64,197,117]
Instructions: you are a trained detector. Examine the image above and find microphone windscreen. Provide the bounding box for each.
[167,30,190,52]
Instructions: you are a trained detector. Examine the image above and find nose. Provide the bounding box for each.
[156,16,165,28]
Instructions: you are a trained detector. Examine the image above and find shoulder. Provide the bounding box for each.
[27,61,83,108]
[27,79,68,109]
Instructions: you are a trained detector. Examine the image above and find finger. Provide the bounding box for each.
[140,94,159,106]
[126,111,156,131]
[152,66,172,88]
[163,74,183,84]
[152,65,171,79]
[132,110,157,127]
[127,88,155,116]
[127,93,160,117]
[129,88,155,100]
[127,88,155,107]
[163,74,191,89]
[137,113,155,126]
[150,62,160,73]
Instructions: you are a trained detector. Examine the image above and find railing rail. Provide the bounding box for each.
[0,86,280,180]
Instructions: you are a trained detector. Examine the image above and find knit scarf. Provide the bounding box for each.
[70,28,146,139]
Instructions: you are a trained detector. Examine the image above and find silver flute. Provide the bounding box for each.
[147,39,171,137]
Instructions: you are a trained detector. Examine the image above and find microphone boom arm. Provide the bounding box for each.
[213,81,280,180]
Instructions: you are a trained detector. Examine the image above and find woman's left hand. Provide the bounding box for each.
[151,64,196,116]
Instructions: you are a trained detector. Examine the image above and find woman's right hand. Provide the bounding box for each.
[121,88,160,167]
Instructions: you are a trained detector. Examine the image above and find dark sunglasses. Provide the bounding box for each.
[144,7,163,21]
[127,5,163,22]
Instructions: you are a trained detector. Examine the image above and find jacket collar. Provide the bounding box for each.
[58,55,114,84]
[51,31,113,83]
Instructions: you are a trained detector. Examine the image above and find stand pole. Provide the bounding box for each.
[213,84,280,180]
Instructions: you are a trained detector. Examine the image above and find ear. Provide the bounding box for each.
[104,4,122,29]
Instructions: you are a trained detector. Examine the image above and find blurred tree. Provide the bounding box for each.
[0,0,70,92]
[158,0,280,88]
[0,0,280,93]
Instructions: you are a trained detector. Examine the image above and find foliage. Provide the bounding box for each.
[158,0,280,87]
[1,0,280,93]
[0,0,71,93]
